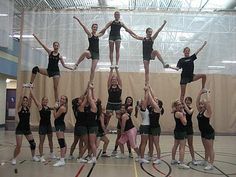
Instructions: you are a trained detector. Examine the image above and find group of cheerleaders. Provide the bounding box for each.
[12,11,215,171]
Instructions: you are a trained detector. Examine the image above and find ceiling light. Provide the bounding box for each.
[221,60,236,64]
[0,14,8,17]
[9,34,34,38]
[208,65,225,69]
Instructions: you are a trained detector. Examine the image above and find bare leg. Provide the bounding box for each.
[75,51,91,66]
[179,139,186,163]
[193,74,206,89]
[153,136,161,159]
[70,135,79,156]
[206,139,214,164]
[25,134,36,157]
[187,135,195,161]
[143,60,150,86]
[180,84,187,103]
[53,77,60,102]
[151,50,165,66]
[140,135,148,158]
[89,59,98,84]
[30,68,48,84]
[100,136,109,153]
[56,131,66,158]
[109,41,115,65]
[39,134,46,156]
[172,139,179,160]
[88,134,97,157]
[78,135,88,158]
[148,136,154,157]
[13,135,23,158]
[47,133,53,153]
[115,40,121,65]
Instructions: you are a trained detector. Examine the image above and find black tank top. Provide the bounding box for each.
[17,107,30,129]
[143,38,153,57]
[184,107,193,128]
[108,86,122,103]
[148,107,160,128]
[47,52,60,72]
[54,107,66,126]
[76,111,86,127]
[39,106,51,126]
[197,111,214,134]
[86,110,98,127]
[109,21,122,36]
[124,114,134,131]
[174,111,186,132]
[88,35,99,53]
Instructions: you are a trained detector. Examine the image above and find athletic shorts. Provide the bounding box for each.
[74,126,88,137]
[118,127,138,148]
[174,130,187,140]
[106,102,121,111]
[97,130,105,138]
[55,124,65,132]
[39,125,52,135]
[88,50,99,60]
[143,51,154,61]
[139,125,150,135]
[149,127,161,136]
[180,75,194,85]
[186,126,194,136]
[87,126,98,134]
[47,69,60,78]
[201,132,215,140]
[109,35,121,41]
[15,128,32,135]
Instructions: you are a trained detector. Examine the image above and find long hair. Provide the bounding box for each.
[158,100,164,115]
[96,98,102,118]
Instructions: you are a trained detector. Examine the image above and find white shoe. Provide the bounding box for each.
[23,83,33,88]
[163,62,169,68]
[139,158,149,164]
[73,64,78,70]
[32,156,40,162]
[145,155,155,161]
[67,155,74,160]
[11,159,16,165]
[192,160,199,165]
[111,150,117,156]
[178,163,190,169]
[77,158,87,163]
[85,155,92,161]
[50,153,57,159]
[110,65,115,69]
[171,159,180,165]
[153,159,162,164]
[129,152,133,158]
[40,156,46,162]
[101,153,110,157]
[135,156,140,162]
[204,164,213,170]
[53,160,65,167]
[87,157,96,164]
[199,160,207,166]
[115,153,126,159]
[115,65,119,69]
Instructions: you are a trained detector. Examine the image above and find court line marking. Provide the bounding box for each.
[133,158,139,177]
[75,164,85,177]
[140,163,156,177]
[87,149,102,177]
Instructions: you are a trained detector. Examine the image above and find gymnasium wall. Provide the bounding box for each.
[17,71,236,134]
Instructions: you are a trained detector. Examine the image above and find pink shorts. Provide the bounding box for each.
[118,127,138,148]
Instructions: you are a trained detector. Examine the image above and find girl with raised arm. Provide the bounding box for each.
[12,88,39,165]
[73,16,107,84]
[196,89,215,170]
[128,20,169,85]
[29,88,56,162]
[24,34,73,103]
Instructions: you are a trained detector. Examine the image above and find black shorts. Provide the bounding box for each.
[15,128,32,135]
[97,129,105,137]
[39,125,52,135]
[55,124,65,132]
[143,51,154,61]
[174,130,187,140]
[47,69,60,78]
[201,132,215,140]
[106,102,121,111]
[109,35,121,41]
[150,127,161,136]
[88,50,99,60]
[139,125,150,135]
[87,126,98,134]
[186,126,194,135]
[74,126,88,137]
[180,75,194,85]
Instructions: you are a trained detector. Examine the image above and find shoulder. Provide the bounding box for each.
[175,111,183,118]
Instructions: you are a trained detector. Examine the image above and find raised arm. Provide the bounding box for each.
[129,32,143,40]
[141,87,149,110]
[115,68,122,88]
[17,88,25,111]
[176,112,187,126]
[195,41,207,56]
[204,90,212,118]
[183,101,194,115]
[87,85,97,113]
[53,106,66,119]
[196,90,202,112]
[107,67,114,89]
[59,55,73,70]
[33,34,51,55]
[29,88,42,110]
[152,20,167,40]
[148,85,155,100]
[73,16,91,37]
[148,91,160,113]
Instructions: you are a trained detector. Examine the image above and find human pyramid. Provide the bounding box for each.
[13,11,215,171]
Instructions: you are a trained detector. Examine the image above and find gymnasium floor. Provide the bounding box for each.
[0,131,235,177]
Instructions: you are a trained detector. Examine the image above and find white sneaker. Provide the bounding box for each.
[115,153,126,159]
[192,160,199,165]
[115,65,119,69]
[153,159,162,164]
[50,153,57,159]
[111,150,117,156]
[67,155,74,160]
[85,156,92,161]
[53,160,65,167]
[40,156,46,162]
[139,158,149,164]
[110,65,115,69]
[87,157,96,164]
[204,164,213,170]
[23,83,33,88]
[135,156,140,162]
[101,153,110,157]
[145,155,155,161]
[199,160,208,166]
[171,159,180,165]
[178,163,190,169]
[129,152,133,158]
[32,156,40,162]
[77,158,87,163]
[11,159,16,165]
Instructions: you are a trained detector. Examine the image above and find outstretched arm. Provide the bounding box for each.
[87,84,97,113]
[141,87,149,110]
[204,90,212,118]
[73,16,91,37]
[196,90,203,112]
[195,41,207,56]
[148,91,160,113]
[183,101,194,115]
[97,22,112,37]
[17,88,25,111]
[115,68,122,88]
[59,56,73,70]
[107,67,114,89]
[33,34,51,55]
[152,20,167,40]
[29,88,42,110]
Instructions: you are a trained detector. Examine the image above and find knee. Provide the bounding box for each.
[28,140,36,150]
[32,66,39,74]
[58,138,66,149]
[202,74,206,79]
